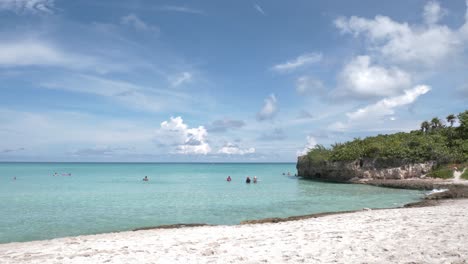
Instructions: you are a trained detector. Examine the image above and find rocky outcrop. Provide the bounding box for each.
[297,155,435,182]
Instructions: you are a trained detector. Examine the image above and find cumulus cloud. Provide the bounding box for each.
[297,136,317,156]
[258,128,287,141]
[121,14,159,33]
[218,142,255,155]
[207,119,245,133]
[272,53,322,73]
[169,72,192,87]
[330,85,431,130]
[256,94,278,121]
[334,1,468,68]
[423,1,447,25]
[0,0,55,14]
[337,56,411,98]
[296,76,326,95]
[157,116,211,155]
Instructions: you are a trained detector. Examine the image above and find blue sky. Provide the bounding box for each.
[0,0,467,162]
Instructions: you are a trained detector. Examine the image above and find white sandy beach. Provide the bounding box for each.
[1,199,467,264]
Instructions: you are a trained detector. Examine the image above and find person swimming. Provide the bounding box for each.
[143,176,149,181]
[246,176,251,184]
[253,176,257,183]
[227,176,232,182]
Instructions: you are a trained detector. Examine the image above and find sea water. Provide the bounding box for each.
[0,162,424,243]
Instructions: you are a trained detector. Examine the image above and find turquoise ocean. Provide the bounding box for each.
[0,163,424,243]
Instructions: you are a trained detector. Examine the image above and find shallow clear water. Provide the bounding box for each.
[0,162,424,243]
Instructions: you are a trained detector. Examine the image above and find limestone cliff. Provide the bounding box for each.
[296,155,435,182]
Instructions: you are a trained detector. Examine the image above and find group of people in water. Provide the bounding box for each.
[53,172,72,176]
[226,175,258,183]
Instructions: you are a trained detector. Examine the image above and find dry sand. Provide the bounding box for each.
[1,199,467,264]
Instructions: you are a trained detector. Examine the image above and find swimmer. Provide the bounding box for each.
[143,176,149,182]
[253,176,257,183]
[227,176,232,182]
[246,176,251,184]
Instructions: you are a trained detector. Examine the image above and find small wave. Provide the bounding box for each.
[426,189,448,195]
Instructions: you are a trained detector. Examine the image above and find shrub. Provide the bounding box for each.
[461,169,468,180]
[427,167,453,179]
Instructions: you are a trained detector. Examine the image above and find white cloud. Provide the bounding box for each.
[0,39,127,74]
[0,109,154,151]
[334,1,468,67]
[121,14,159,33]
[296,76,326,95]
[254,4,266,16]
[256,94,278,121]
[0,40,79,67]
[218,142,255,155]
[272,53,322,73]
[170,72,193,87]
[40,75,191,113]
[330,85,431,130]
[158,116,211,155]
[297,136,317,156]
[423,1,447,25]
[337,55,411,98]
[158,5,204,14]
[0,0,54,14]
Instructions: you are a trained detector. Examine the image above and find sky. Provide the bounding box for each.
[0,0,467,162]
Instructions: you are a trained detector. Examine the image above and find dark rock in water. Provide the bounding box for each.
[296,155,435,182]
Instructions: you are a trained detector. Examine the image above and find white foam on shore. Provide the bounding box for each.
[1,199,467,263]
[426,188,449,195]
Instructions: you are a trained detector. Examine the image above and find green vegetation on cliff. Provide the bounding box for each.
[306,110,468,165]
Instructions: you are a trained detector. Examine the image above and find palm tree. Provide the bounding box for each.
[420,121,430,133]
[430,117,443,131]
[446,114,456,127]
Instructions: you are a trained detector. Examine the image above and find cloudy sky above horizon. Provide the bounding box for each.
[0,0,467,162]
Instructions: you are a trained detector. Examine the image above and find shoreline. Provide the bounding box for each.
[1,198,467,263]
[2,178,465,245]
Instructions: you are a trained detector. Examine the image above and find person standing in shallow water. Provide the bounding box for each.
[143,176,149,182]
[226,176,232,182]
[253,176,257,183]
[246,176,251,184]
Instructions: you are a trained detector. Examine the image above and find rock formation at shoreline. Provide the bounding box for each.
[296,155,435,182]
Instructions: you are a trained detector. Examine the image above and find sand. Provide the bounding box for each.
[1,199,467,264]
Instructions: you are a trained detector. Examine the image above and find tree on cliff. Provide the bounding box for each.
[457,111,468,139]
[305,110,468,164]
[447,114,456,127]
[430,117,443,131]
[420,121,430,133]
